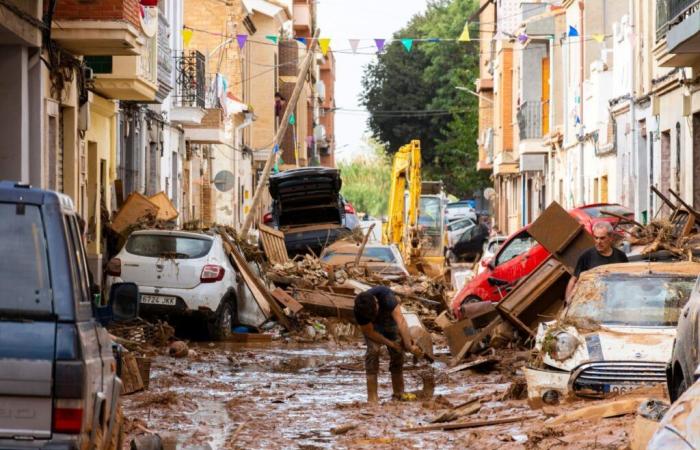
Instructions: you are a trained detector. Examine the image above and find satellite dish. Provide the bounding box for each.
[213,170,236,192]
[484,187,496,201]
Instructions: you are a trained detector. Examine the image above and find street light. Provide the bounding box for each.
[455,86,494,104]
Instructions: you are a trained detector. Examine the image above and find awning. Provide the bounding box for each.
[242,0,291,24]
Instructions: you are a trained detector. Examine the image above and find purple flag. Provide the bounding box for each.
[236,34,248,49]
[374,38,386,52]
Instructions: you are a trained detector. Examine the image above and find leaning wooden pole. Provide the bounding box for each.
[240,30,320,239]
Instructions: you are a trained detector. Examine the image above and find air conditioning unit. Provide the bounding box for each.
[316,81,326,102]
[314,124,327,142]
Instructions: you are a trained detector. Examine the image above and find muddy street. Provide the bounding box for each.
[121,339,638,449]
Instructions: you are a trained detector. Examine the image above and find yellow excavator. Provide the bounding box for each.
[382,140,446,278]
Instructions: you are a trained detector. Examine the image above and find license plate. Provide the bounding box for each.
[141,295,177,306]
[607,384,634,395]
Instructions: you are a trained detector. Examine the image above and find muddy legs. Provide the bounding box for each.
[366,374,379,403]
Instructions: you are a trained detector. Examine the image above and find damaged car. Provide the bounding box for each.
[320,241,410,281]
[524,262,700,404]
[648,368,700,449]
[668,276,700,402]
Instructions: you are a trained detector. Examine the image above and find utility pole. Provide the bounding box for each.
[240,29,320,238]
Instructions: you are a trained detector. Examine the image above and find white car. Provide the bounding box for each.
[447,217,476,248]
[445,201,477,223]
[524,262,699,404]
[476,235,507,275]
[106,230,268,339]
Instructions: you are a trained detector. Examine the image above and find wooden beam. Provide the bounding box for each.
[400,415,537,432]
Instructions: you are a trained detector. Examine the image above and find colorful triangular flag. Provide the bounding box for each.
[273,144,279,154]
[236,34,248,49]
[289,113,296,125]
[182,28,193,47]
[295,37,307,46]
[265,34,278,44]
[427,38,441,43]
[348,39,360,53]
[518,33,528,44]
[374,38,386,52]
[319,38,331,56]
[568,25,579,37]
[400,38,413,52]
[592,34,605,43]
[458,22,470,42]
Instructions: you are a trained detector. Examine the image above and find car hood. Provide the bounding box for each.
[536,321,676,372]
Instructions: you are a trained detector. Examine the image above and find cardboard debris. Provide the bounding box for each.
[110,192,160,234]
[444,302,498,356]
[120,353,144,394]
[148,192,179,222]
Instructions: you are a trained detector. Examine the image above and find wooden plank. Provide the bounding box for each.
[294,289,356,322]
[527,202,595,275]
[148,192,179,221]
[446,358,499,374]
[111,192,160,234]
[271,288,304,314]
[259,224,289,264]
[218,230,292,330]
[430,397,482,423]
[449,317,502,366]
[546,398,646,426]
[400,415,537,432]
[120,353,144,395]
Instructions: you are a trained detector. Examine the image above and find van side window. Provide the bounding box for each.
[64,215,90,304]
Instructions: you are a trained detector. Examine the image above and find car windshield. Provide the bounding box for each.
[567,274,696,326]
[0,203,52,314]
[126,234,213,259]
[582,205,633,218]
[322,247,397,263]
[448,218,473,231]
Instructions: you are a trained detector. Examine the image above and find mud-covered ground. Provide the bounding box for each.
[121,340,641,449]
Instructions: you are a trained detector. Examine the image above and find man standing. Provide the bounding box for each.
[565,221,628,300]
[353,286,422,403]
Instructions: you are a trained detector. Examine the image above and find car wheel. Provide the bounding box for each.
[209,300,234,341]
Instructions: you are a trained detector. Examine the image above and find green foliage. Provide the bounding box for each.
[360,0,491,197]
[338,140,391,218]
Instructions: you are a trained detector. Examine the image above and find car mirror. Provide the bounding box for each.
[96,283,140,325]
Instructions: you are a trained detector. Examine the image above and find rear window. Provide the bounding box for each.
[582,205,633,218]
[126,234,213,259]
[0,203,52,314]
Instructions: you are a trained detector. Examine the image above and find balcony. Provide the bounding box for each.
[85,34,158,101]
[52,0,143,56]
[171,51,206,125]
[517,101,543,141]
[293,0,312,34]
[656,0,700,66]
[0,1,42,47]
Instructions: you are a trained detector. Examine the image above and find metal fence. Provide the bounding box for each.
[173,50,206,108]
[657,0,700,41]
[517,101,542,140]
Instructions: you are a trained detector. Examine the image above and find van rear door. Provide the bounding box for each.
[0,203,55,440]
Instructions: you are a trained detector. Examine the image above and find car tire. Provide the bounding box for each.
[209,300,234,341]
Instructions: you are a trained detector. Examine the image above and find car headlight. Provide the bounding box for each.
[551,332,579,361]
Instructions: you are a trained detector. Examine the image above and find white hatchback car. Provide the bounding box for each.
[106,230,267,339]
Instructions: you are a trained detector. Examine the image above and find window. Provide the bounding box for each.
[495,231,535,266]
[0,204,52,314]
[447,218,474,232]
[126,234,213,259]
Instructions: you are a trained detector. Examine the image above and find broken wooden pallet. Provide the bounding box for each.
[259,224,289,265]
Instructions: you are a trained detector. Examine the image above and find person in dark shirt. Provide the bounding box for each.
[565,221,628,301]
[354,286,422,403]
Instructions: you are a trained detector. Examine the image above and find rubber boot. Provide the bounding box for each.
[391,371,405,400]
[366,374,379,403]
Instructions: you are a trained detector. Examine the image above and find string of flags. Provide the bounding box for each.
[180,21,611,56]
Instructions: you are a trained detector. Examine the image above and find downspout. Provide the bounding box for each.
[629,1,639,221]
[562,33,569,207]
[579,0,585,206]
[549,36,555,206]
[235,113,254,226]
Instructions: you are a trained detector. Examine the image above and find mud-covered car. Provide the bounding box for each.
[648,370,700,449]
[669,277,700,402]
[524,262,700,404]
[320,241,409,281]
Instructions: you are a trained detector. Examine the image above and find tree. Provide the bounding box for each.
[360,0,490,196]
[338,138,391,218]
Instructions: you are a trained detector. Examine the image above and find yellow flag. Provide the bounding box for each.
[319,38,331,56]
[592,34,605,43]
[182,28,193,47]
[458,22,470,42]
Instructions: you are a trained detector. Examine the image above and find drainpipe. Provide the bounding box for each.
[579,0,585,206]
[548,36,555,206]
[235,113,254,226]
[629,2,639,220]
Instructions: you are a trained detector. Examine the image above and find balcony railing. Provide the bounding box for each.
[657,0,700,40]
[517,101,542,140]
[173,51,206,109]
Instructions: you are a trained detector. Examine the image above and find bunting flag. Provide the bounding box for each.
[458,22,470,42]
[236,34,248,49]
[182,28,193,47]
[568,25,579,37]
[348,39,360,53]
[374,38,386,52]
[265,34,278,44]
[401,38,413,52]
[592,34,605,43]
[295,37,307,46]
[518,33,528,44]
[273,144,279,154]
[289,113,296,125]
[319,38,331,56]
[427,38,441,43]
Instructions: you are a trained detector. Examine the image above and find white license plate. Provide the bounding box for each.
[141,295,177,306]
[607,384,634,395]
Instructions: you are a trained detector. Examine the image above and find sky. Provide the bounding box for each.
[317,0,429,163]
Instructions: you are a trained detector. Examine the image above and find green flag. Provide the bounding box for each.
[289,113,296,125]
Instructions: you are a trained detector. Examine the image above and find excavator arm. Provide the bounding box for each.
[383,140,421,257]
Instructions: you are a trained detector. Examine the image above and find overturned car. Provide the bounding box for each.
[524,262,700,404]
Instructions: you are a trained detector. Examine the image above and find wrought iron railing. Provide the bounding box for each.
[657,0,700,41]
[517,101,542,140]
[173,50,206,108]
[657,0,669,40]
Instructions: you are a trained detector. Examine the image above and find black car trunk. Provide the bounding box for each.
[269,168,343,228]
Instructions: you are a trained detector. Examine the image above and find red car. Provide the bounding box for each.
[450,203,633,318]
